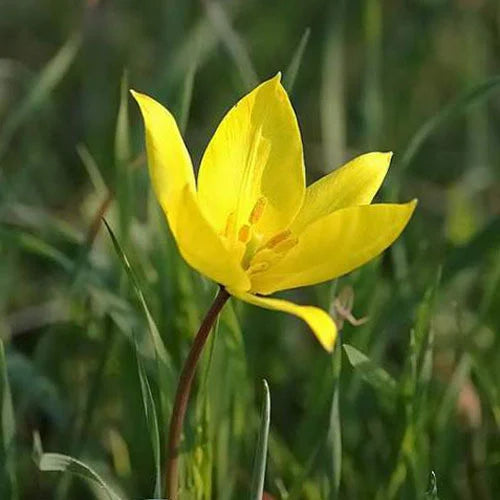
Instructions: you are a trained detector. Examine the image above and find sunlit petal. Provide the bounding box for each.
[176,187,251,291]
[251,200,417,294]
[292,152,393,233]
[197,74,305,241]
[228,289,337,352]
[131,90,195,234]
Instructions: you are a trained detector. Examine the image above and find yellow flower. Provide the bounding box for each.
[131,74,416,352]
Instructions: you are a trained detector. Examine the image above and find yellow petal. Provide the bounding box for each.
[291,152,393,233]
[251,200,417,294]
[130,90,195,234]
[228,289,337,352]
[176,187,251,291]
[197,74,305,240]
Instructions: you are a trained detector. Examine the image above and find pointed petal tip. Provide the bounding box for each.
[129,90,162,113]
[322,332,336,353]
[375,150,393,163]
[129,88,141,100]
[398,198,418,227]
[268,71,283,91]
[370,151,393,169]
[129,89,149,109]
[352,151,394,169]
[264,72,283,92]
[383,151,394,169]
[228,289,337,352]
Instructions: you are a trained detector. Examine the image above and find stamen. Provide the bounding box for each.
[224,212,236,238]
[264,230,292,249]
[248,248,274,265]
[273,237,298,253]
[238,224,251,243]
[249,197,267,224]
[247,261,269,274]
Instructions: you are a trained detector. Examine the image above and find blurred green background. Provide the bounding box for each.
[1,0,500,498]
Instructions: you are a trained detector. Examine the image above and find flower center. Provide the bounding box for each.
[223,197,298,275]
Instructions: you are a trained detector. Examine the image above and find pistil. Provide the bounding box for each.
[224,196,299,276]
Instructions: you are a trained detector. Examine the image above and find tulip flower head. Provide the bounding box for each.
[131,74,416,352]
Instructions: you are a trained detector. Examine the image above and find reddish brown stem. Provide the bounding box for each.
[165,286,230,499]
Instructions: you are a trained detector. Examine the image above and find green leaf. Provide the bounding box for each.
[103,220,175,415]
[77,143,108,195]
[249,379,271,500]
[0,226,73,273]
[436,354,471,430]
[284,28,311,93]
[0,33,81,160]
[0,341,17,499]
[7,350,69,431]
[398,76,500,176]
[321,1,346,171]
[443,216,500,282]
[35,452,123,500]
[327,341,342,499]
[204,1,258,90]
[115,71,133,242]
[343,344,397,399]
[103,220,171,368]
[135,343,162,499]
[413,270,441,415]
[178,55,198,135]
[413,267,441,355]
[424,471,439,499]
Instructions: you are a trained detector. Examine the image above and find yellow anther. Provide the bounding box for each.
[249,197,267,224]
[248,261,269,274]
[224,212,236,238]
[264,230,292,249]
[273,237,298,253]
[238,224,251,243]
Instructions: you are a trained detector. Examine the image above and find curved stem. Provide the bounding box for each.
[166,286,230,499]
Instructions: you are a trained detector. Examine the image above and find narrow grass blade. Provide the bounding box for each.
[443,216,500,282]
[164,18,217,89]
[401,270,440,403]
[0,226,73,273]
[179,56,198,135]
[0,33,81,160]
[36,452,124,500]
[249,379,271,500]
[321,1,346,172]
[115,72,132,242]
[7,350,69,430]
[436,354,471,430]
[399,75,500,175]
[135,343,162,498]
[413,268,441,356]
[425,471,439,499]
[205,1,258,90]
[0,341,17,499]
[390,272,441,499]
[471,354,500,428]
[77,143,108,195]
[362,0,383,147]
[103,219,170,367]
[115,72,131,167]
[343,344,397,400]
[283,28,311,93]
[328,341,342,499]
[103,219,175,418]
